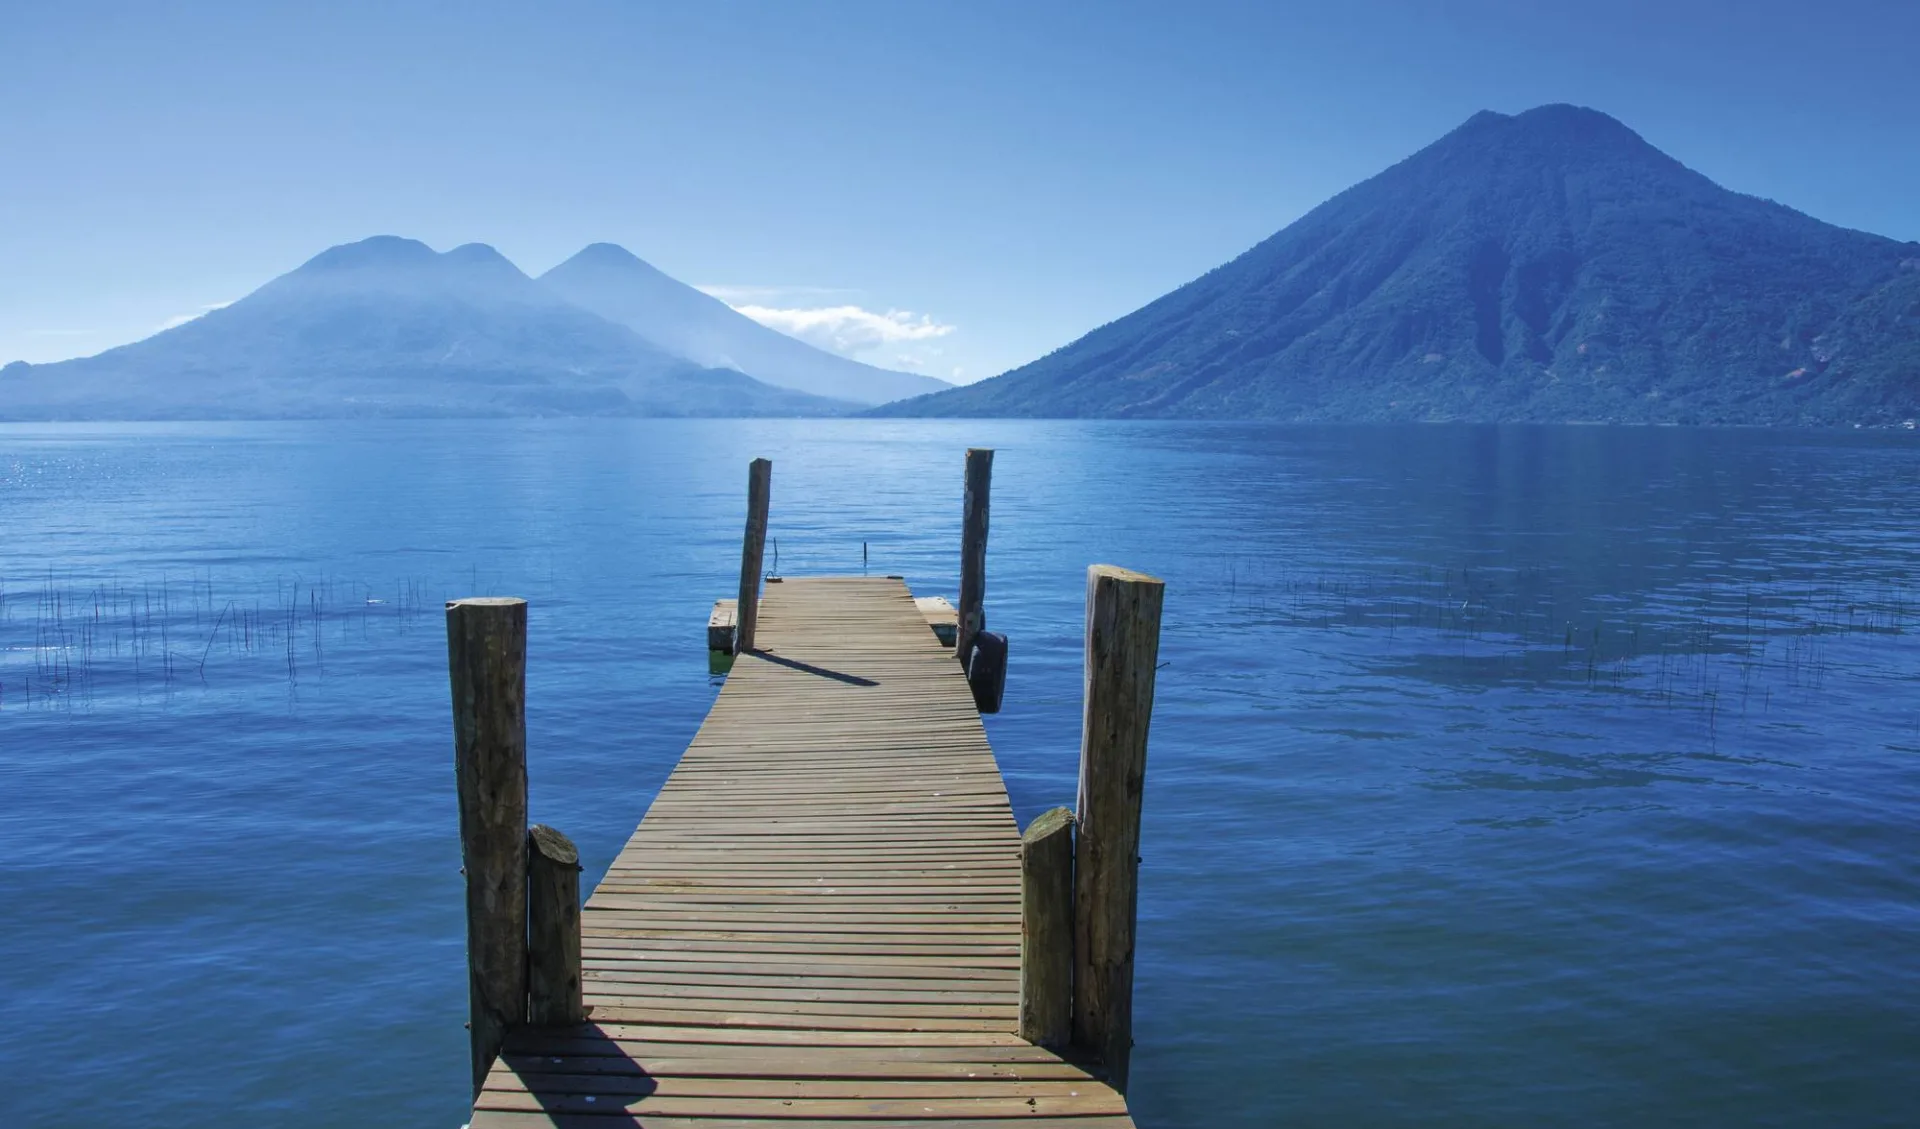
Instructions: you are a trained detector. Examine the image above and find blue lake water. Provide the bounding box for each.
[2,419,1917,1127]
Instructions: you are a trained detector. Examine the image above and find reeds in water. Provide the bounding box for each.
[0,570,439,710]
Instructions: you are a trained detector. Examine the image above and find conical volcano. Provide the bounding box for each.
[879,104,1920,424]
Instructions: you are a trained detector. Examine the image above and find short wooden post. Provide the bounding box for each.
[1072,565,1164,1093]
[957,447,993,660]
[527,824,585,1026]
[735,457,772,654]
[1019,806,1075,1047]
[446,596,529,1096]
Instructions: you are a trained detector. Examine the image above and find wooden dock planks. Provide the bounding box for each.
[469,577,1135,1128]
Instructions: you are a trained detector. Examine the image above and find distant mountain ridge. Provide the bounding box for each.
[0,236,927,419]
[540,243,948,405]
[877,104,1920,425]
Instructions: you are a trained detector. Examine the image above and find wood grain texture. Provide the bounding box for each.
[1072,565,1164,1095]
[956,448,992,660]
[1019,806,1075,1047]
[913,595,958,647]
[528,824,585,1026]
[470,577,1134,1127]
[709,599,737,652]
[447,596,529,1096]
[734,458,772,654]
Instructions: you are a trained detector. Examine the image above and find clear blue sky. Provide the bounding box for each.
[5,0,1917,380]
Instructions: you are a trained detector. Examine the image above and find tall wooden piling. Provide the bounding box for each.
[446,596,529,1096]
[957,447,993,660]
[527,824,585,1026]
[468,575,1143,1127]
[735,457,773,654]
[1072,565,1164,1093]
[1019,806,1075,1047]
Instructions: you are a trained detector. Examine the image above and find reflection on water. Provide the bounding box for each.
[2,420,1917,1128]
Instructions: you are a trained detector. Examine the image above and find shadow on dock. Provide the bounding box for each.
[451,451,1162,1127]
[748,649,880,687]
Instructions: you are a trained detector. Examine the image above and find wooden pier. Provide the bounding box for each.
[450,452,1162,1128]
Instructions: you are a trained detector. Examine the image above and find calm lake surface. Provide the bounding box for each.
[2,419,1917,1128]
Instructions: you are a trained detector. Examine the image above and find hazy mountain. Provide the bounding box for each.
[539,243,949,405]
[0,236,851,419]
[878,105,1920,425]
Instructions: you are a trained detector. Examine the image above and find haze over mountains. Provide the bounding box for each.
[880,104,1920,425]
[6,105,1915,424]
[0,237,940,419]
[541,244,947,405]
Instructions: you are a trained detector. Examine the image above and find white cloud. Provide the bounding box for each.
[732,304,955,358]
[154,300,232,333]
[697,284,960,374]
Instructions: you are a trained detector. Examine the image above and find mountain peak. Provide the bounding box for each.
[443,242,514,266]
[549,242,674,281]
[1512,102,1619,125]
[1511,103,1643,142]
[878,104,1918,425]
[540,245,950,405]
[573,242,646,266]
[0,235,853,419]
[294,237,529,280]
[299,235,436,272]
[442,242,533,285]
[1440,103,1659,164]
[1458,104,1630,131]
[254,235,549,313]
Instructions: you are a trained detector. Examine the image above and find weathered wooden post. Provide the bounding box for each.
[527,823,585,1026]
[1072,565,1164,1093]
[735,457,772,654]
[957,447,993,661]
[1019,806,1075,1047]
[446,596,529,1096]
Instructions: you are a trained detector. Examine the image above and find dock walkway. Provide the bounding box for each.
[468,577,1136,1127]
